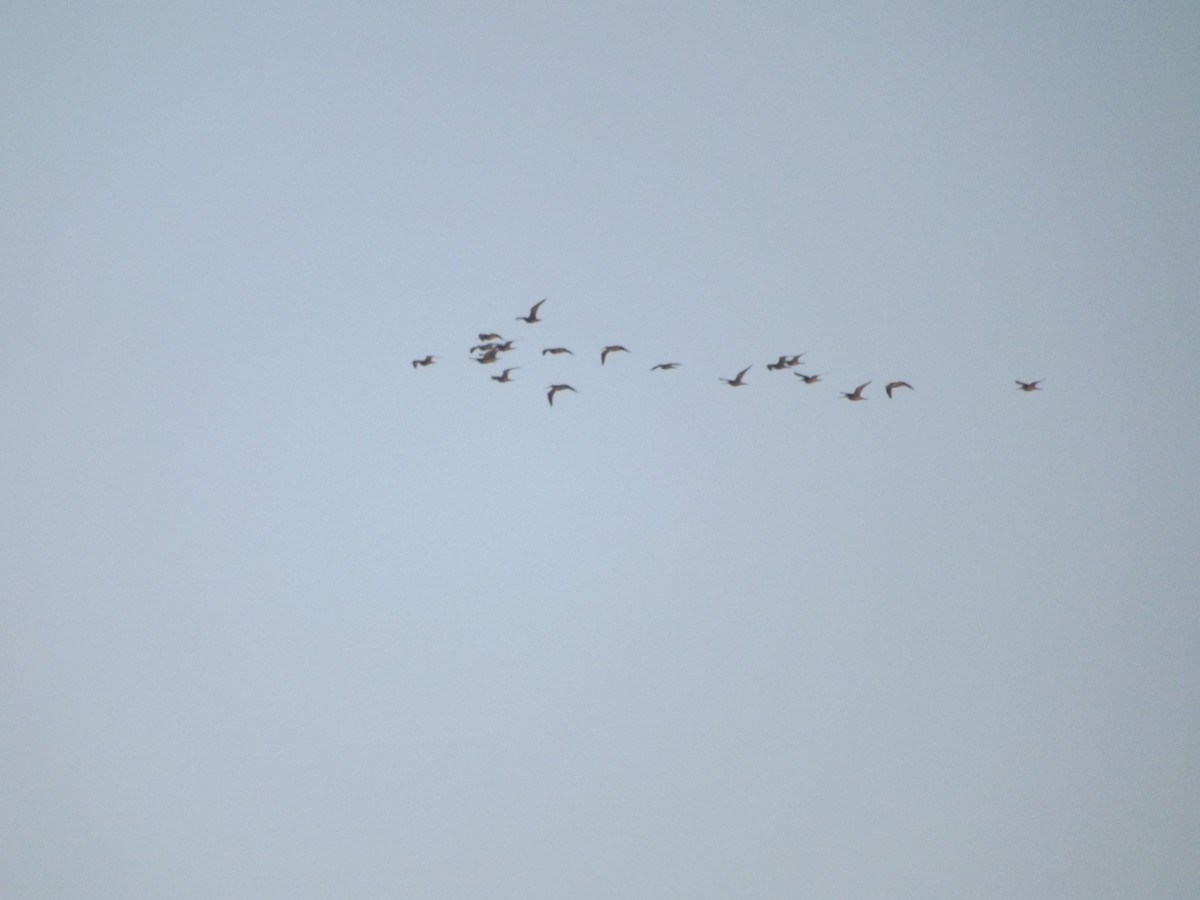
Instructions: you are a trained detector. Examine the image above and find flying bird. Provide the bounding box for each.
[547,384,577,406]
[601,345,629,365]
[474,347,501,364]
[841,381,870,401]
[542,347,573,356]
[720,365,752,387]
[886,381,913,398]
[478,333,503,342]
[491,367,518,383]
[794,372,822,384]
[516,298,547,323]
[411,355,436,369]
[1016,379,1044,391]
[650,362,680,371]
[768,353,806,371]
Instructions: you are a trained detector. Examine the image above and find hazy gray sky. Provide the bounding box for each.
[4,2,1199,897]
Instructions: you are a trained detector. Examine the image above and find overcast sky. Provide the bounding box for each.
[3,2,1199,897]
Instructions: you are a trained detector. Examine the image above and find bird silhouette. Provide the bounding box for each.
[841,381,870,400]
[411,355,436,369]
[1016,379,1044,391]
[794,372,822,384]
[601,345,629,365]
[542,347,573,356]
[651,362,680,370]
[478,333,503,342]
[547,384,577,406]
[491,367,519,383]
[886,381,913,398]
[475,347,501,364]
[720,365,752,386]
[785,354,806,367]
[766,355,790,371]
[516,298,547,323]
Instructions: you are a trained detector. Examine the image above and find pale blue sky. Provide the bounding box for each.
[3,2,1199,897]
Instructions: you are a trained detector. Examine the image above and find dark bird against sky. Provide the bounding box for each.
[841,381,870,401]
[547,384,577,406]
[516,298,547,323]
[601,345,629,365]
[720,366,752,387]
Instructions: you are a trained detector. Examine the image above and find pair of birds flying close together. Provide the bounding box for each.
[836,380,913,400]
[725,354,805,382]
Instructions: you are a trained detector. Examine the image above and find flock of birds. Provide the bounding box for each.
[412,299,1045,406]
